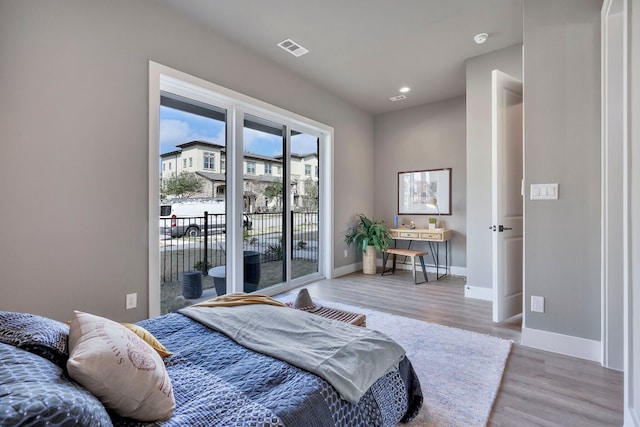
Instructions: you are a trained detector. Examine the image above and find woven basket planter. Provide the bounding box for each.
[362,246,377,275]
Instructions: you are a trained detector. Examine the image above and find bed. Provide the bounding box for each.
[0,302,423,427]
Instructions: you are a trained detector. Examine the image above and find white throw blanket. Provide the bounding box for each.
[179,304,406,403]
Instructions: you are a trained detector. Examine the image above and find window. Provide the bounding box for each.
[163,162,166,171]
[221,158,226,171]
[264,163,272,175]
[189,157,193,167]
[305,164,311,175]
[169,162,172,170]
[204,152,215,170]
[247,161,256,174]
[183,159,187,168]
[151,63,332,318]
[315,166,319,177]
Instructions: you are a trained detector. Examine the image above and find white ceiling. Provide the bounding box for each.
[159,0,523,115]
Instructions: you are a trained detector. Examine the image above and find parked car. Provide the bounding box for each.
[160,199,252,238]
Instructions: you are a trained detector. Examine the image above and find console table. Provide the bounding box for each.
[389,228,453,280]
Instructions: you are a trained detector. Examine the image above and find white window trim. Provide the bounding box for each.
[148,61,334,318]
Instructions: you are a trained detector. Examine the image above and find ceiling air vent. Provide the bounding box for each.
[278,38,309,57]
[390,95,407,102]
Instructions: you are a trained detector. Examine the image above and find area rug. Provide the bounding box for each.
[281,297,512,427]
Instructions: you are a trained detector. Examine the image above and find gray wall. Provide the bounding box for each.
[373,96,467,270]
[465,45,523,290]
[0,0,373,322]
[523,0,602,339]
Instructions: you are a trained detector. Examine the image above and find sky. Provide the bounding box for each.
[160,106,318,157]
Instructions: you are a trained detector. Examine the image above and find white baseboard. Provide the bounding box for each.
[521,326,601,363]
[333,262,362,278]
[376,259,466,277]
[334,260,467,280]
[464,285,493,301]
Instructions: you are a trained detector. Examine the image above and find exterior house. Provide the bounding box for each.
[0,0,638,424]
[160,140,318,211]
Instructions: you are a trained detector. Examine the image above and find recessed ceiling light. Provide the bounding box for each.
[399,87,411,93]
[473,33,489,44]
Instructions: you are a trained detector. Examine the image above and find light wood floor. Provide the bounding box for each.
[294,271,623,426]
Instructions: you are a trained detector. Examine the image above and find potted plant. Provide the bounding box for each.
[345,214,392,274]
[428,217,438,229]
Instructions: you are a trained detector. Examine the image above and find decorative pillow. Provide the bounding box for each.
[121,322,172,358]
[0,311,69,368]
[0,341,113,426]
[67,311,175,422]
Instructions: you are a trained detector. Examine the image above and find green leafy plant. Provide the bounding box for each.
[429,217,437,224]
[193,260,212,273]
[267,243,283,259]
[297,240,307,249]
[243,229,258,245]
[345,213,392,253]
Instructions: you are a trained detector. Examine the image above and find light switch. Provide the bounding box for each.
[530,183,559,200]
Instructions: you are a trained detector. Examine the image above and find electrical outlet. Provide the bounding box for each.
[126,293,137,310]
[531,296,545,313]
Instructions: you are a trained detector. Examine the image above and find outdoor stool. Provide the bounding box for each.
[182,271,203,299]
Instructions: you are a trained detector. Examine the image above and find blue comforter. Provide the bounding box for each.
[113,312,422,427]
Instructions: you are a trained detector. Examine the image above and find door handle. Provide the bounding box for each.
[498,225,512,232]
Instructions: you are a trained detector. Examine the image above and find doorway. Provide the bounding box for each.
[491,69,524,323]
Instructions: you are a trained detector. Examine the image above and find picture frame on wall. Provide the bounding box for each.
[398,168,452,215]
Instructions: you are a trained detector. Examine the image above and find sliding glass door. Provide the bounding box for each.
[290,131,319,280]
[158,93,227,314]
[243,114,285,291]
[150,63,332,316]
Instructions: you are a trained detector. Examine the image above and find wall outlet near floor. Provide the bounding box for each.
[531,295,545,313]
[126,293,137,310]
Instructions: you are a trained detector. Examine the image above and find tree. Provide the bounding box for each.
[302,178,319,211]
[264,179,283,211]
[161,172,203,199]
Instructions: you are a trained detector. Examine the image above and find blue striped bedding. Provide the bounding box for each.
[115,312,423,427]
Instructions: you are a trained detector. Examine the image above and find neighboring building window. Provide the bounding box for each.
[315,166,319,176]
[183,159,187,168]
[189,157,193,167]
[204,152,215,170]
[169,162,172,170]
[163,162,166,171]
[276,166,281,175]
[221,158,226,172]
[247,161,256,174]
[305,164,311,175]
[264,163,272,175]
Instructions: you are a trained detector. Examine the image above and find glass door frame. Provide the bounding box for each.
[148,62,333,318]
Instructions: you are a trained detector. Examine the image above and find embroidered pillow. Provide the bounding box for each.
[67,311,175,421]
[121,322,172,358]
[0,311,69,368]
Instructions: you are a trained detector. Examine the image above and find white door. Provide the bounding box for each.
[491,70,523,322]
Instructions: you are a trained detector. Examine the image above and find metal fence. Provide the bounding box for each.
[160,211,319,284]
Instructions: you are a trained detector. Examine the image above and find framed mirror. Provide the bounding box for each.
[398,168,451,215]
